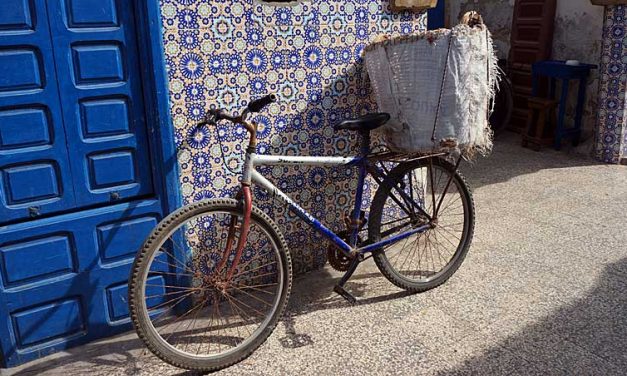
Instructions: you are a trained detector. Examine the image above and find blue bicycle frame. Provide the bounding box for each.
[244,142,434,258]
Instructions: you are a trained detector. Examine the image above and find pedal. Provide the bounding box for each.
[333,284,357,304]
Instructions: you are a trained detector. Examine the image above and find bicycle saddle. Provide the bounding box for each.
[333,113,390,132]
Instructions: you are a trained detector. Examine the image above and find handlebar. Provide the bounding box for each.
[195,94,277,129]
[247,94,277,113]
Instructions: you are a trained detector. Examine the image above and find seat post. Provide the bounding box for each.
[359,131,371,156]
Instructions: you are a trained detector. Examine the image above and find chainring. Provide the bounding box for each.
[327,231,361,272]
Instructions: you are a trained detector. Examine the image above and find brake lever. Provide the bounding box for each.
[195,112,217,130]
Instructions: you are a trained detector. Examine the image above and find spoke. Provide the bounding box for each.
[222,294,243,351]
[149,270,196,278]
[223,243,273,278]
[434,227,457,258]
[161,243,192,272]
[439,221,465,228]
[145,289,202,300]
[418,230,430,274]
[145,284,203,291]
[425,230,436,271]
[435,225,462,243]
[431,229,447,267]
[234,284,276,295]
[380,220,414,238]
[148,290,196,313]
[211,297,226,353]
[407,232,426,276]
[229,285,274,309]
[223,293,256,341]
[181,298,208,352]
[396,234,420,273]
[202,293,219,355]
[228,261,277,280]
[149,290,198,328]
[439,194,463,215]
[381,217,413,227]
[400,234,421,274]
[230,282,279,291]
[230,271,277,285]
[226,292,268,318]
[151,258,194,275]
[163,301,206,334]
[387,235,411,263]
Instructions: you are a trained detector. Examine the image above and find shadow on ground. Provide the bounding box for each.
[7,123,623,376]
[9,253,627,375]
[7,267,404,376]
[436,258,627,374]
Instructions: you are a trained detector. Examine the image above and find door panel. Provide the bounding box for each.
[46,0,154,208]
[0,199,163,366]
[0,0,76,224]
[508,0,557,131]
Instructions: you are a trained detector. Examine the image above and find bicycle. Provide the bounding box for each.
[128,94,475,372]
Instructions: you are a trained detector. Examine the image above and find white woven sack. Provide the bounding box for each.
[365,25,498,156]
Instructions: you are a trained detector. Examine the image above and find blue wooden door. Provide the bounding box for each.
[46,0,154,207]
[0,0,77,223]
[0,0,167,367]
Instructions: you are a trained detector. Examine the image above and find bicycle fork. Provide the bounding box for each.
[216,146,256,285]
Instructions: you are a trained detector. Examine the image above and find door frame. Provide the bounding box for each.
[134,0,181,216]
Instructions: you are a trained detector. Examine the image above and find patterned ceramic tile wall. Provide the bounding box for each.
[596,5,627,164]
[159,0,427,273]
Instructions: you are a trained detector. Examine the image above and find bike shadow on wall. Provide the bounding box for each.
[251,54,380,276]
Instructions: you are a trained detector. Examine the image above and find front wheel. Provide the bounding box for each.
[129,199,292,372]
[369,157,475,292]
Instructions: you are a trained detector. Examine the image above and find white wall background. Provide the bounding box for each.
[446,0,605,135]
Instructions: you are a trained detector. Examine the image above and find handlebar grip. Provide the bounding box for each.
[247,94,277,113]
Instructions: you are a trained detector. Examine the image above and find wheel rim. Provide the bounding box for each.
[377,162,470,283]
[137,209,284,360]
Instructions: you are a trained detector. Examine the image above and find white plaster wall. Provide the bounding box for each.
[446,0,604,134]
[447,0,515,59]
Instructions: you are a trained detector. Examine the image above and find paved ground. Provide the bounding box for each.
[4,133,627,375]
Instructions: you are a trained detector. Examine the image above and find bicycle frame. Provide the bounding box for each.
[243,151,433,258]
[206,102,434,278]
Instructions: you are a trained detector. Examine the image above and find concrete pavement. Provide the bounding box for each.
[5,133,627,375]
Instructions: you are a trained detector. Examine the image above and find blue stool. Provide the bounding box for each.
[531,60,597,150]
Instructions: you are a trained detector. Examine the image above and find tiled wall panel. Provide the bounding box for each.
[596,5,627,164]
[160,0,426,273]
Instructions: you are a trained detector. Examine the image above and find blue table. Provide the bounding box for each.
[531,60,597,150]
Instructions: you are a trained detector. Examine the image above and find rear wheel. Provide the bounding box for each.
[369,157,474,292]
[129,199,292,372]
[490,66,514,136]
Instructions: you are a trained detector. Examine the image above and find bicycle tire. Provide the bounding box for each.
[368,157,475,292]
[490,72,514,136]
[129,198,292,372]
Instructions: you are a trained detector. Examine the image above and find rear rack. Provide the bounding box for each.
[366,150,448,163]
